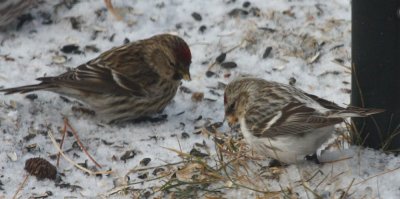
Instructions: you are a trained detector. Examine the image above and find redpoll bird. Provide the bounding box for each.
[0,0,35,27]
[0,34,192,123]
[224,77,383,164]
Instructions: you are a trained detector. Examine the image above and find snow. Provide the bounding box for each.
[0,0,399,198]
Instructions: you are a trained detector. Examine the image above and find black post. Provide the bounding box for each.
[351,0,400,150]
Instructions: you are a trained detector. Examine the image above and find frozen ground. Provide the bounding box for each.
[1,0,399,198]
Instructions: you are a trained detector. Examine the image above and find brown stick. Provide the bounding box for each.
[104,0,123,21]
[56,119,68,167]
[64,118,102,168]
[12,174,29,199]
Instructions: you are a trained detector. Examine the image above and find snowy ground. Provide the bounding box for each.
[1,0,400,198]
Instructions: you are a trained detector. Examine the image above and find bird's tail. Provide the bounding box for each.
[0,83,55,95]
[327,107,385,118]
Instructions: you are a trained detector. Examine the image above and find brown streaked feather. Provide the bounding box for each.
[304,93,345,110]
[36,62,158,97]
[246,102,343,138]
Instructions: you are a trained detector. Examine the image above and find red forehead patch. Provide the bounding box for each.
[224,93,227,104]
[176,43,192,66]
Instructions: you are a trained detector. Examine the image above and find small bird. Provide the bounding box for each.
[224,77,383,164]
[0,34,192,123]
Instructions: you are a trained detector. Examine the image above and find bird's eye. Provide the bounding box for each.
[226,102,235,114]
[169,61,176,67]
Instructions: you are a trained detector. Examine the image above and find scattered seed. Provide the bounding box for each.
[206,70,216,77]
[61,44,82,54]
[152,167,165,176]
[330,44,344,51]
[143,191,151,198]
[206,122,223,133]
[315,4,324,16]
[221,61,237,69]
[210,122,223,129]
[204,98,217,102]
[191,12,202,21]
[191,92,204,102]
[7,152,17,161]
[341,88,351,94]
[181,132,190,139]
[84,45,100,53]
[319,71,341,77]
[26,143,37,152]
[24,134,37,142]
[94,7,107,21]
[140,158,151,166]
[250,7,261,17]
[101,139,114,145]
[282,9,296,18]
[193,130,202,135]
[40,12,53,25]
[120,150,137,162]
[25,94,38,101]
[179,86,192,93]
[289,77,296,86]
[228,8,249,17]
[209,90,221,97]
[52,55,67,64]
[138,172,148,179]
[175,23,182,29]
[334,58,344,64]
[243,1,251,8]
[175,111,185,116]
[156,2,165,8]
[262,46,273,59]
[199,25,207,33]
[190,148,209,157]
[195,115,202,121]
[216,53,227,63]
[73,153,80,158]
[258,27,276,33]
[109,33,116,42]
[307,52,321,64]
[70,16,81,30]
[55,183,82,191]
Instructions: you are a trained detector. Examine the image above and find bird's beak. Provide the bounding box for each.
[225,115,238,127]
[181,67,191,81]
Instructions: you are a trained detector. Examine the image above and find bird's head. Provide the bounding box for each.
[172,37,192,81]
[152,34,192,81]
[224,80,249,127]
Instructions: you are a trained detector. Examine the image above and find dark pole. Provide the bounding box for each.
[351,0,400,150]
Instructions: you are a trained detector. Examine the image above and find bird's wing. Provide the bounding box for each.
[39,44,160,97]
[245,101,343,138]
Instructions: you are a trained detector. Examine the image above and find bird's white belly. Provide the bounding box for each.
[239,118,334,164]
